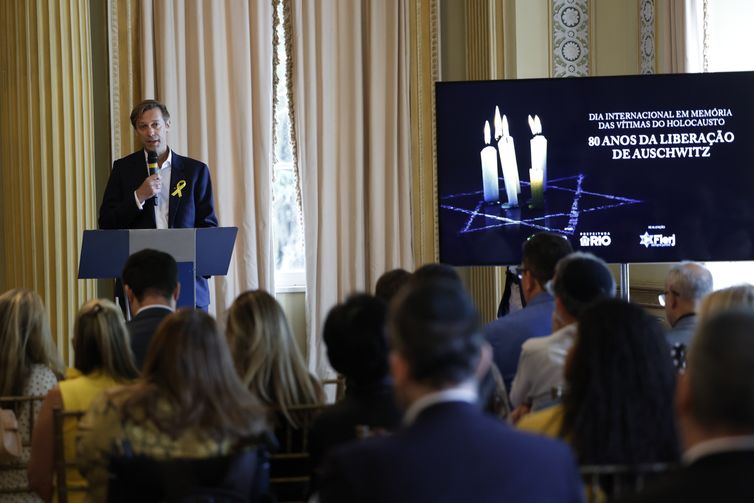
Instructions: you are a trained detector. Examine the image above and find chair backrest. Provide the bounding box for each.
[580,463,677,502]
[52,408,87,503]
[321,376,345,402]
[107,448,270,503]
[0,395,45,495]
[270,404,326,503]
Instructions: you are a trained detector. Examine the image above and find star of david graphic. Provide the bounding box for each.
[639,232,654,248]
[440,174,643,236]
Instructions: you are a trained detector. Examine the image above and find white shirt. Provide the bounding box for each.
[509,323,576,408]
[403,381,478,426]
[134,304,174,317]
[134,149,173,229]
[683,435,754,465]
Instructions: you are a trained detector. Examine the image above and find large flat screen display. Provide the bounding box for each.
[436,71,754,266]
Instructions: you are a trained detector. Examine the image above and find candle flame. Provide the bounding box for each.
[494,106,502,138]
[502,114,510,138]
[484,121,491,145]
[528,114,543,136]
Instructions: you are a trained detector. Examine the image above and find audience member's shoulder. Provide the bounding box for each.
[520,331,553,353]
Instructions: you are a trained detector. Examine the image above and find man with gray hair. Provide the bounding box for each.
[662,261,713,348]
[510,252,616,413]
[617,310,754,502]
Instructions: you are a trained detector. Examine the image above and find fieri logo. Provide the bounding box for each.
[639,232,676,248]
[579,232,612,247]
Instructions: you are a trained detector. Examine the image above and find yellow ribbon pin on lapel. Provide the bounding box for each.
[171,180,187,198]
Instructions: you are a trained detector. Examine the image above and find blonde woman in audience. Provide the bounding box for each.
[226,290,323,433]
[0,289,64,502]
[76,309,270,502]
[28,299,139,503]
[698,284,754,324]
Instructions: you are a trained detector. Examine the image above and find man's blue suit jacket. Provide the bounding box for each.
[98,150,218,307]
[484,292,556,391]
[318,401,584,503]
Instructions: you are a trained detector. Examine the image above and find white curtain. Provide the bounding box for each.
[138,0,275,319]
[659,0,705,73]
[290,0,414,377]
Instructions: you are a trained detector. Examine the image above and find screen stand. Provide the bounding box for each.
[620,263,630,301]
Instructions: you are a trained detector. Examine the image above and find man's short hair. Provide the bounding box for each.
[324,294,389,383]
[689,310,754,431]
[122,249,177,302]
[522,232,574,287]
[666,261,713,302]
[411,263,462,285]
[375,269,412,304]
[552,252,615,318]
[389,279,482,388]
[130,99,171,128]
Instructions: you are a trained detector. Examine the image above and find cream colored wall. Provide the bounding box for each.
[514,0,550,78]
[591,0,640,76]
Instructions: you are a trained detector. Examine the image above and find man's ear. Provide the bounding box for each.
[124,284,136,307]
[172,282,181,303]
[390,351,410,386]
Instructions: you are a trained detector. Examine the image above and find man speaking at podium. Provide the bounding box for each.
[99,99,218,310]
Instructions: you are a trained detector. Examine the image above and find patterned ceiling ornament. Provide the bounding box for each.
[552,0,589,77]
[640,0,656,74]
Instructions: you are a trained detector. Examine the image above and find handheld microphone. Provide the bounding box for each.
[147,151,159,206]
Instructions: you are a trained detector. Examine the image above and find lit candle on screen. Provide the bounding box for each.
[529,168,544,208]
[496,114,519,206]
[529,114,548,191]
[480,121,500,202]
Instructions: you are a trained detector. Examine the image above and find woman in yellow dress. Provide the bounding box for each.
[29,299,139,503]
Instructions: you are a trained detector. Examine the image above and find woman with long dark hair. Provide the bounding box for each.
[519,298,679,465]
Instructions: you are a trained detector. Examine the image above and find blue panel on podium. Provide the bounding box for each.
[196,227,237,276]
[176,262,196,308]
[78,230,130,278]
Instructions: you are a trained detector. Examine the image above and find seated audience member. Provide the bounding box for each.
[29,299,139,503]
[309,294,401,477]
[226,290,323,435]
[122,248,180,370]
[615,310,754,503]
[697,283,754,323]
[661,261,712,348]
[317,279,584,503]
[374,268,412,304]
[519,299,679,468]
[411,262,463,285]
[0,289,64,500]
[484,232,573,391]
[76,310,270,502]
[510,252,615,412]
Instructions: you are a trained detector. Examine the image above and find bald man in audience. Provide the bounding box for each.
[617,310,754,503]
[662,261,713,348]
[317,278,584,503]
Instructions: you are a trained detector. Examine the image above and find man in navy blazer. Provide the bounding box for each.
[318,278,584,503]
[99,100,217,308]
[484,232,573,391]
